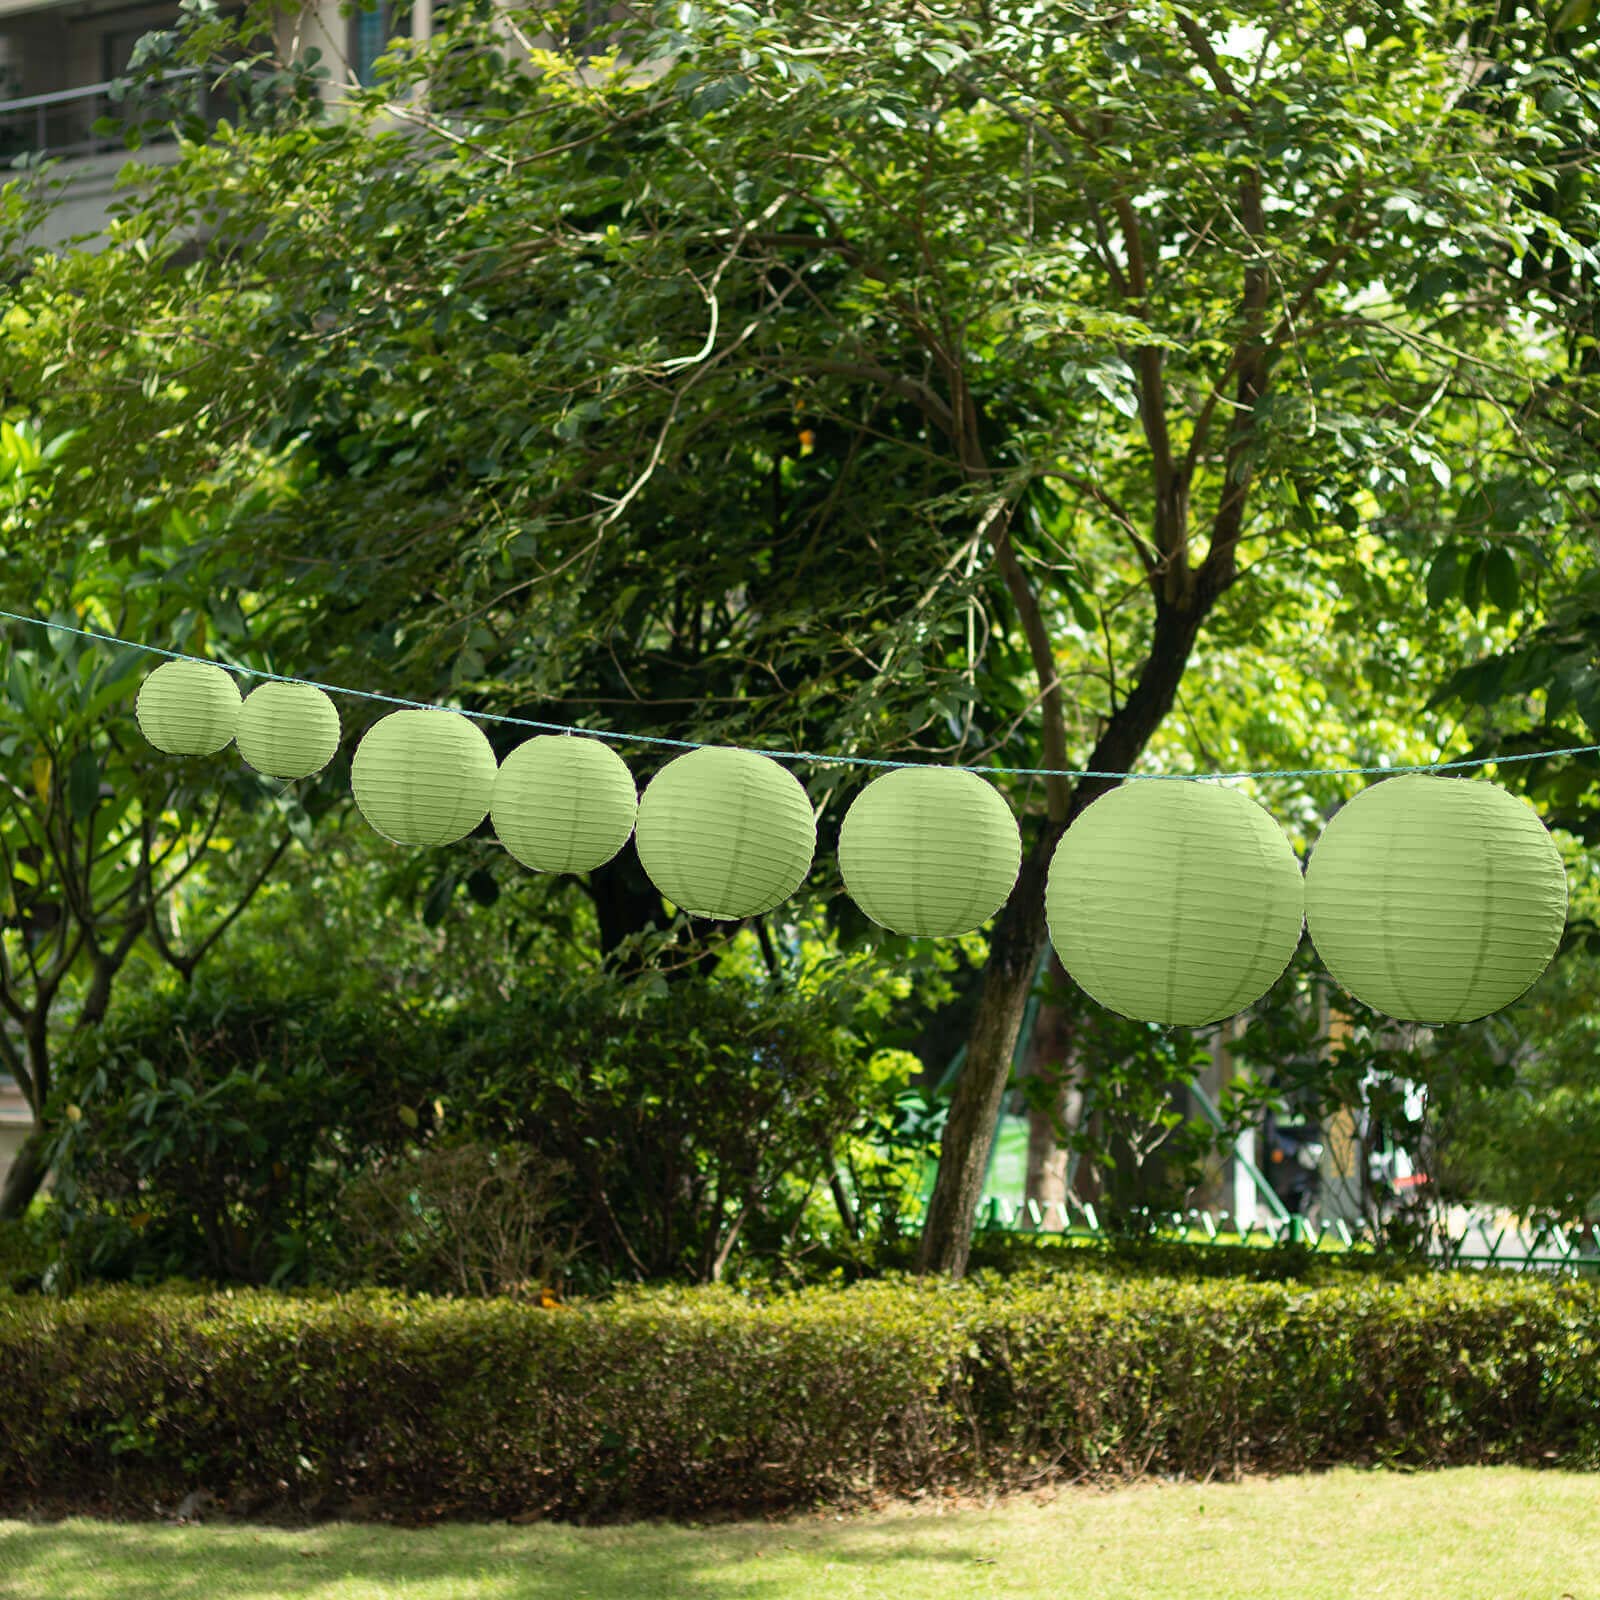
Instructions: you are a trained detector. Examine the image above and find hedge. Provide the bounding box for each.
[3,1271,1599,1520]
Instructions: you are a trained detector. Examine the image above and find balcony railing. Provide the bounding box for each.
[0,67,231,163]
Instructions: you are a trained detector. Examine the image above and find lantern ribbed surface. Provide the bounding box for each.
[838,766,1021,936]
[491,735,638,874]
[235,681,341,779]
[1045,780,1305,1026]
[634,747,815,920]
[350,709,497,847]
[1305,774,1567,1024]
[134,660,242,756]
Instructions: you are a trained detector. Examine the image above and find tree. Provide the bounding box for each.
[10,0,1600,1273]
[0,424,309,1217]
[1426,947,1600,1232]
[562,0,1598,1273]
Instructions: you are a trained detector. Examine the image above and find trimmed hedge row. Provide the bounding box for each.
[3,1271,1599,1520]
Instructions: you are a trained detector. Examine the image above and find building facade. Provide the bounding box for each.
[0,0,430,244]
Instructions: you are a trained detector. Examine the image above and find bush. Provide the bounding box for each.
[45,964,896,1290]
[0,1202,51,1292]
[430,972,894,1285]
[45,971,439,1287]
[959,1229,1427,1283]
[737,1214,1435,1292]
[2,1269,1598,1521]
[330,1143,580,1298]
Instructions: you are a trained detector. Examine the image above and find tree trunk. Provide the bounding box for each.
[1022,952,1079,1230]
[588,845,669,966]
[917,818,1064,1276]
[918,589,1218,1277]
[0,1021,53,1221]
[0,1125,48,1220]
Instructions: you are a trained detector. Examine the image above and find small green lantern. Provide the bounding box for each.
[350,709,497,847]
[1305,774,1567,1024]
[1045,779,1305,1026]
[235,681,342,779]
[135,660,242,756]
[634,746,815,920]
[838,766,1021,936]
[491,735,638,873]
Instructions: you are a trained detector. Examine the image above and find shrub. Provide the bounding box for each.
[740,1214,1435,1292]
[45,971,439,1287]
[432,973,893,1284]
[959,1228,1427,1283]
[2,1269,1597,1521]
[330,1143,580,1298]
[0,1202,51,1291]
[45,964,896,1290]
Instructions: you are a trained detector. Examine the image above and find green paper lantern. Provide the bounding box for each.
[634,747,815,920]
[235,681,342,779]
[1305,774,1567,1024]
[350,709,497,847]
[838,766,1021,936]
[491,735,638,873]
[135,660,242,756]
[1045,780,1305,1026]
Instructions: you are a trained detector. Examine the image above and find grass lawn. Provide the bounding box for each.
[2,1465,1596,1599]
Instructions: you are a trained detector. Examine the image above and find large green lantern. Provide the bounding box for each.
[634,747,815,920]
[350,709,497,847]
[1305,774,1567,1024]
[235,682,341,779]
[491,735,638,873]
[838,766,1021,936]
[134,660,242,756]
[1045,779,1305,1025]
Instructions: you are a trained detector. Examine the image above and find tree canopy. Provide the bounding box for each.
[4,0,1600,1267]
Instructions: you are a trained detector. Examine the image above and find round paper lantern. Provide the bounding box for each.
[634,746,815,920]
[491,735,638,873]
[1045,780,1304,1026]
[350,709,497,847]
[235,681,341,779]
[135,660,242,756]
[838,766,1021,936]
[1305,774,1567,1024]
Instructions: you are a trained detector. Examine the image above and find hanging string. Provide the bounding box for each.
[2,606,1593,782]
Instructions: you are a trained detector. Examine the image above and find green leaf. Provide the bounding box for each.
[1060,578,1098,633]
[422,872,458,928]
[1483,545,1519,613]
[67,749,99,820]
[1462,546,1486,614]
[283,804,312,847]
[1424,545,1462,609]
[465,867,500,908]
[1576,676,1600,739]
[83,674,139,723]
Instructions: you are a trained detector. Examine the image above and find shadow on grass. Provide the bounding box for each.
[0,1517,991,1600]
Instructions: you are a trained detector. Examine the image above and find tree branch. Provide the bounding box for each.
[1049,472,1158,576]
[991,512,1072,823]
[794,357,958,438]
[1173,14,1252,126]
[165,832,294,978]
